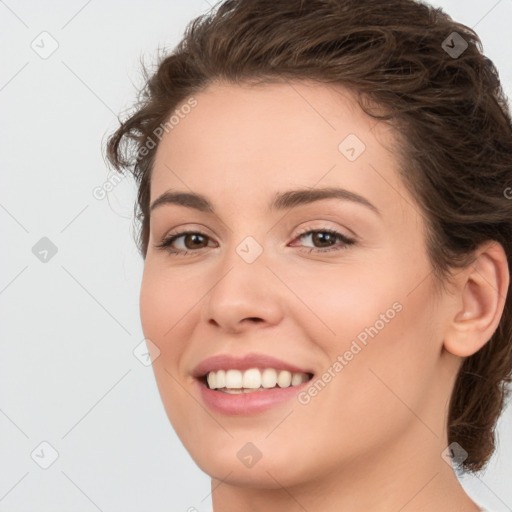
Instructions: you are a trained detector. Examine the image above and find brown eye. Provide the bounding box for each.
[180,233,209,249]
[155,231,214,255]
[309,231,338,248]
[293,228,355,253]
[155,227,356,256]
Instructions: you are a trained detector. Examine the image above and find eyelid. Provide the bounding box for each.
[293,223,357,243]
[160,223,216,240]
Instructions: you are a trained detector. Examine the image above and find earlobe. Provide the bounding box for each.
[443,241,509,358]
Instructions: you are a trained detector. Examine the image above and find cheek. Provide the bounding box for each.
[139,274,169,342]
[139,268,199,439]
[295,257,440,422]
[297,243,437,361]
[139,267,194,392]
[287,260,405,348]
[314,287,439,447]
[139,265,195,344]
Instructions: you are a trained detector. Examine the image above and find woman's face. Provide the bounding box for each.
[140,81,458,488]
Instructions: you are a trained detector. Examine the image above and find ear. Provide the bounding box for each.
[443,241,509,357]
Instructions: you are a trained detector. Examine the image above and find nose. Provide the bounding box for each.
[200,248,286,334]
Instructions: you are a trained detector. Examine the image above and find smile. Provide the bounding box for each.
[205,368,311,393]
[192,353,315,415]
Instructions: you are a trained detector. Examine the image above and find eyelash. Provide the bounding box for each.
[155,227,356,256]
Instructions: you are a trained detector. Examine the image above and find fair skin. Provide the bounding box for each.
[139,80,509,512]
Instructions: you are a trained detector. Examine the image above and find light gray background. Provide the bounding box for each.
[1,1,511,511]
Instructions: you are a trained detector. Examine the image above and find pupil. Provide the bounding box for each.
[314,232,334,247]
[187,234,205,248]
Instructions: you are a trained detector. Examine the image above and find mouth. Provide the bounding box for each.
[199,368,314,393]
[192,353,316,415]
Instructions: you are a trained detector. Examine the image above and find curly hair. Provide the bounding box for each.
[105,0,512,472]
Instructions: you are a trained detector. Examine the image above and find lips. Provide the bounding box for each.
[191,352,316,415]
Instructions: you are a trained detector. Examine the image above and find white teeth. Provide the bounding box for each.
[207,372,216,389]
[216,369,226,388]
[225,369,242,388]
[291,372,305,386]
[277,370,292,388]
[205,368,310,392]
[261,368,277,388]
[242,368,261,389]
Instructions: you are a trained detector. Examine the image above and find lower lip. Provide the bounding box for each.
[196,378,311,415]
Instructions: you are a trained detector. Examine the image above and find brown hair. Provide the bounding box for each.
[106,0,512,472]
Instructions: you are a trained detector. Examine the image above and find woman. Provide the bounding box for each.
[106,0,512,510]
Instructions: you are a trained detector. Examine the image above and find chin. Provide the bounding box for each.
[182,435,316,489]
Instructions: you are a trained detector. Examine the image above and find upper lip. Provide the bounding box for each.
[192,353,314,378]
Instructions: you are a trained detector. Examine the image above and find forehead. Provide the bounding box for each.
[153,80,376,168]
[150,80,413,221]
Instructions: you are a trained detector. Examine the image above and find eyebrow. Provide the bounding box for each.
[150,187,381,216]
